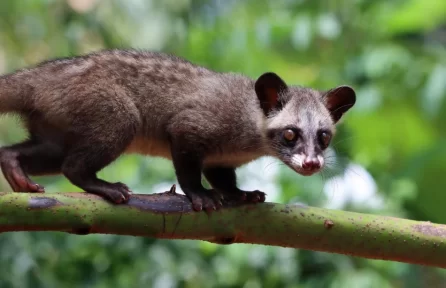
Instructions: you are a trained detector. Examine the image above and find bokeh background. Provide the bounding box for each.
[1,0,446,287]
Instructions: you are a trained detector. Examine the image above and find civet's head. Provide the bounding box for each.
[255,72,356,176]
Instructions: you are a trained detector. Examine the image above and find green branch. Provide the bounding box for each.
[1,189,445,268]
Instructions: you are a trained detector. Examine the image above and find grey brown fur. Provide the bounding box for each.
[0,49,355,211]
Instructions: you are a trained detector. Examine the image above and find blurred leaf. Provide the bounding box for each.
[380,0,446,34]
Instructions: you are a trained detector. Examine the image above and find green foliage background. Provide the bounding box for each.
[0,0,445,287]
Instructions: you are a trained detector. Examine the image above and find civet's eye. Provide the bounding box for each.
[319,131,332,149]
[283,129,296,142]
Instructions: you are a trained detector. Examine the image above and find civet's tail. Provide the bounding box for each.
[0,74,27,114]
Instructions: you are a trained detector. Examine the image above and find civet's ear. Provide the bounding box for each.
[255,72,288,116]
[323,85,356,123]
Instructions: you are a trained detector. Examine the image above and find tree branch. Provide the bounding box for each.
[1,189,445,268]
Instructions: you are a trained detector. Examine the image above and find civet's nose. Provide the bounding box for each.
[302,157,321,171]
